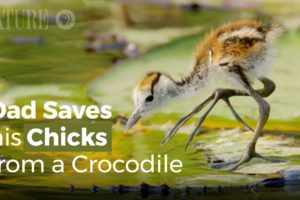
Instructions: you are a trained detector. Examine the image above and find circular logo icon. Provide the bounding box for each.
[55,9,76,30]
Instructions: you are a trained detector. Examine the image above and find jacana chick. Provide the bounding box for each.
[126,20,283,170]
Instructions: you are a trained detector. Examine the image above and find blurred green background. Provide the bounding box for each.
[0,0,300,198]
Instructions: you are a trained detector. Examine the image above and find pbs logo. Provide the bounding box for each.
[56,9,76,30]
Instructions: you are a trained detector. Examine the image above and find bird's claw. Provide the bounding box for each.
[209,151,286,171]
[184,118,205,151]
[161,115,190,145]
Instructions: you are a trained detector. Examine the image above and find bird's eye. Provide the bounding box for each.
[145,95,154,102]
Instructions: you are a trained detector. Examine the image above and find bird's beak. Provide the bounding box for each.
[125,109,142,132]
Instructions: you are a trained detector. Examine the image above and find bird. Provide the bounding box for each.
[125,20,283,170]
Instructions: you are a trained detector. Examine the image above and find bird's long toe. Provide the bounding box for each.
[208,160,239,169]
[254,153,287,163]
[211,152,287,171]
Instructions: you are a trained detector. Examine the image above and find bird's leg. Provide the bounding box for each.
[256,77,276,98]
[223,98,253,132]
[222,77,275,133]
[161,77,275,146]
[210,77,282,170]
[161,93,214,145]
[161,88,252,146]
[227,81,275,171]
[184,88,257,150]
[161,89,250,146]
[185,90,222,150]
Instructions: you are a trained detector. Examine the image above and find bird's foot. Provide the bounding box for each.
[209,145,286,171]
[208,160,239,169]
[254,153,286,163]
[209,153,253,171]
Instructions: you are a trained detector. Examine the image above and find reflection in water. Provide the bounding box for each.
[108,167,300,199]
[63,167,300,199]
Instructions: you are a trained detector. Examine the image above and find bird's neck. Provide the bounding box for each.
[166,67,209,99]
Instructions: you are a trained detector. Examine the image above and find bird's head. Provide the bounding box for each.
[125,72,178,131]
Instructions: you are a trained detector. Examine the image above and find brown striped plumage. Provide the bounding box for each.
[136,20,282,92]
[195,20,270,62]
[193,20,282,82]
